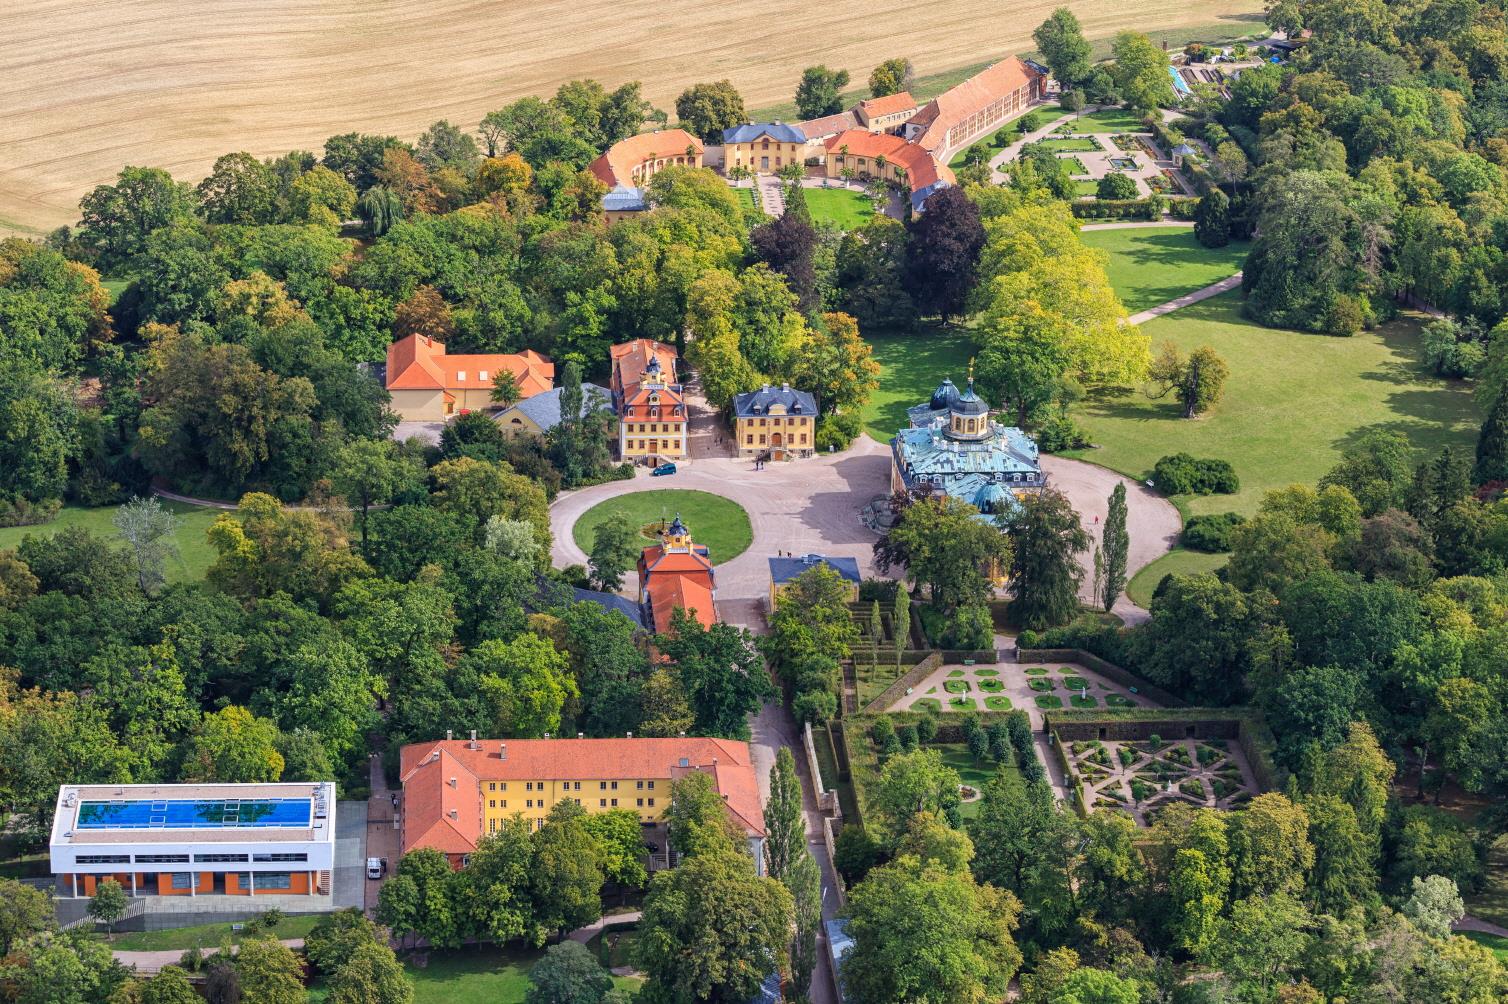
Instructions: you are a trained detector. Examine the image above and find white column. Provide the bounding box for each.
[248,871,255,896]
[130,872,137,897]
[308,871,315,896]
[72,873,78,898]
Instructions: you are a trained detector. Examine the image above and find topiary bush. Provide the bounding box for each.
[1151,453,1239,495]
[1097,171,1139,200]
[1180,512,1246,551]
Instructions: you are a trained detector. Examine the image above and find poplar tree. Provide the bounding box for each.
[892,585,910,667]
[1101,483,1129,612]
[763,747,804,881]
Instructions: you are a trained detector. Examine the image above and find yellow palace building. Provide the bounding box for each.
[399,735,765,871]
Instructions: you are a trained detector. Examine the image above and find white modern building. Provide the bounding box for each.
[50,782,336,899]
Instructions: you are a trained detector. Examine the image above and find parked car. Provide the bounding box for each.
[366,857,385,880]
[651,463,677,477]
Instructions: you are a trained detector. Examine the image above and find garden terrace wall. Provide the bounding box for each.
[1017,648,1184,707]
[859,651,941,714]
[1043,707,1284,793]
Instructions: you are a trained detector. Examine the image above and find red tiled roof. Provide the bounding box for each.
[647,573,716,632]
[612,338,685,414]
[797,111,860,139]
[589,130,704,187]
[914,57,1043,153]
[399,737,764,854]
[400,747,482,855]
[385,334,554,396]
[858,91,917,120]
[824,130,954,193]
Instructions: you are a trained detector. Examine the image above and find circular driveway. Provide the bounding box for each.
[547,437,1178,629]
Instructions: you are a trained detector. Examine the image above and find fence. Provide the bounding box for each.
[1017,647,1184,707]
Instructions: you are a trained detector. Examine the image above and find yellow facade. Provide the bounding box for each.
[726,137,806,175]
[735,409,815,458]
[620,419,687,459]
[825,150,910,187]
[496,409,545,439]
[479,776,666,834]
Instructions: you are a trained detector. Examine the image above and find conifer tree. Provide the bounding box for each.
[1476,386,1508,484]
[1101,483,1129,612]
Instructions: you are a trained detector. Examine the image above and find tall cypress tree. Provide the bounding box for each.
[892,585,910,668]
[763,747,804,881]
[1102,483,1129,612]
[1475,386,1508,484]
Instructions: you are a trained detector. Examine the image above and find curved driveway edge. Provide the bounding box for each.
[549,436,1177,628]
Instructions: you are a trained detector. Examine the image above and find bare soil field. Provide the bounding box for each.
[0,0,1263,235]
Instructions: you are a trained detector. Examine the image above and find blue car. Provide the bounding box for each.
[651,462,677,477]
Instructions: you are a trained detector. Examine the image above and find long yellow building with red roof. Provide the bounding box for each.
[399,735,764,872]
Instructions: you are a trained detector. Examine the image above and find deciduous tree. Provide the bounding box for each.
[1033,8,1093,88]
[1005,488,1089,631]
[796,66,852,119]
[868,58,915,97]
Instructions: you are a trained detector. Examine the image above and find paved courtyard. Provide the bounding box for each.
[547,434,1179,628]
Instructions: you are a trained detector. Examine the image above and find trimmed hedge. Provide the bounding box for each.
[1166,196,1200,220]
[1151,453,1239,496]
[1072,197,1164,220]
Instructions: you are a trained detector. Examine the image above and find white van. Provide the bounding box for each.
[366,857,384,880]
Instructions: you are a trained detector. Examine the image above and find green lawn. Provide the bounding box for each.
[0,501,228,582]
[1064,293,1481,517]
[860,325,973,440]
[100,914,321,952]
[949,132,1013,169]
[1062,157,1090,176]
[571,489,752,567]
[733,185,760,214]
[1036,136,1099,153]
[1463,931,1508,963]
[1057,106,1150,132]
[1078,226,1250,314]
[935,743,1016,820]
[1127,549,1228,606]
[804,187,875,229]
[406,946,640,1004]
[1073,180,1100,198]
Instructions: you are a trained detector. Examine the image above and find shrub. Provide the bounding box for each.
[1017,111,1045,134]
[967,727,991,762]
[816,411,863,451]
[896,724,919,751]
[1097,172,1139,200]
[1060,90,1085,112]
[1016,629,1040,648]
[951,603,994,649]
[858,578,898,602]
[834,825,883,884]
[792,688,837,724]
[1033,411,1092,451]
[870,717,895,745]
[257,907,284,930]
[1180,512,1245,551]
[1151,453,1239,495]
[915,715,939,744]
[881,732,902,758]
[986,722,1011,762]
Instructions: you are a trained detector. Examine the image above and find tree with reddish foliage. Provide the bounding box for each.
[903,186,984,322]
[751,210,819,312]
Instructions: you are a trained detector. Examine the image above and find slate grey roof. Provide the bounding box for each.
[723,122,807,144]
[504,383,611,433]
[769,554,862,585]
[892,380,1044,513]
[570,586,649,631]
[733,384,817,418]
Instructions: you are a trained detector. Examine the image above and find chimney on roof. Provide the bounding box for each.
[449,777,457,788]
[544,732,550,740]
[626,732,634,739]
[448,809,458,819]
[469,730,478,749]
[446,730,453,741]
[578,732,584,739]
[679,731,686,738]
[499,743,507,760]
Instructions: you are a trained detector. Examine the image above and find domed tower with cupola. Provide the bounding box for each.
[946,375,992,442]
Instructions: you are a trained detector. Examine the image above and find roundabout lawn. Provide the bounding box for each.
[571,490,752,568]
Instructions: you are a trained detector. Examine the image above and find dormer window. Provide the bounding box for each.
[456,371,466,382]
[479,370,489,382]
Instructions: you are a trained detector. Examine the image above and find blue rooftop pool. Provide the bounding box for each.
[75,798,311,830]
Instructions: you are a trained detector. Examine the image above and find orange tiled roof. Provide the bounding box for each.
[824,130,954,193]
[858,91,917,120]
[400,747,482,855]
[913,57,1043,153]
[612,338,685,415]
[385,334,554,397]
[647,574,716,632]
[589,129,704,187]
[399,737,764,854]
